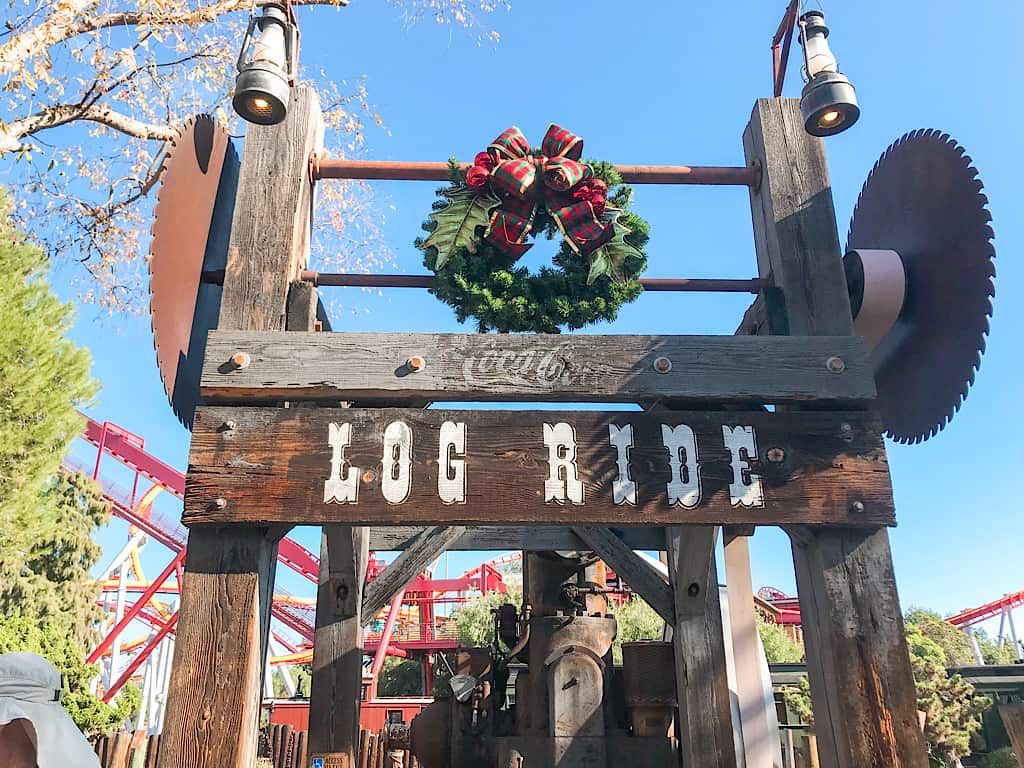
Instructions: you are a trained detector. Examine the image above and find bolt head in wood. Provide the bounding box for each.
[767,447,786,463]
[231,352,251,370]
[826,356,846,373]
[362,470,377,483]
[407,355,426,372]
[849,500,865,514]
[214,497,227,509]
[223,419,237,431]
[653,356,672,374]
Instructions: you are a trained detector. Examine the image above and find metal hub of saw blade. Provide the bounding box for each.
[846,129,995,444]
[148,115,239,428]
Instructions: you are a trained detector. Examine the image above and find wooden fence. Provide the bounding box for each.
[91,731,160,768]
[264,724,420,768]
[91,726,418,768]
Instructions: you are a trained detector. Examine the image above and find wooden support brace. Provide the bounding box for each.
[361,525,468,625]
[572,525,673,623]
[200,331,875,405]
[665,525,737,768]
[369,525,666,551]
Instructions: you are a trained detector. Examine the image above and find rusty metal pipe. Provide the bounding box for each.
[299,271,769,294]
[311,158,761,187]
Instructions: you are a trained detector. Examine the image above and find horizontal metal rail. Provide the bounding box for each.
[311,157,761,187]
[298,271,769,294]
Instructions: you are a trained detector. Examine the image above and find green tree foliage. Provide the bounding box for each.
[377,657,426,697]
[905,622,990,766]
[0,187,96,536]
[978,748,1021,768]
[608,596,662,664]
[452,588,523,649]
[905,607,1017,667]
[0,190,132,732]
[0,614,139,733]
[757,615,804,664]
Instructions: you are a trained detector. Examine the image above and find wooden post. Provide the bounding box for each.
[665,525,737,767]
[308,524,369,764]
[157,86,324,768]
[743,97,928,768]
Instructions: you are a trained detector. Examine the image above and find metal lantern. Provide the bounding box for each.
[232,1,297,125]
[798,11,860,137]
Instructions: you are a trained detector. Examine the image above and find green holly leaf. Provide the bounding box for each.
[420,186,501,271]
[586,213,643,285]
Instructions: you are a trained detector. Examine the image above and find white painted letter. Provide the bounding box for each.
[608,424,636,506]
[382,421,413,504]
[722,425,764,508]
[437,421,467,504]
[661,424,701,508]
[543,423,584,504]
[324,422,359,504]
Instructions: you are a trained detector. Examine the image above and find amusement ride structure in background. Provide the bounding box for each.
[73,411,1023,738]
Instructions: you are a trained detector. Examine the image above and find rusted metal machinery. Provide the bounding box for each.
[404,553,676,768]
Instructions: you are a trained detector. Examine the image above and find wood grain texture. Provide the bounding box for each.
[743,98,851,337]
[200,331,875,404]
[184,406,894,527]
[788,526,928,768]
[218,86,324,331]
[666,525,737,768]
[360,526,467,623]
[367,525,666,551]
[744,98,927,768]
[308,525,368,760]
[156,528,278,768]
[572,525,673,622]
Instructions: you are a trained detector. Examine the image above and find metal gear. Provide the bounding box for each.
[148,115,239,428]
[846,129,995,444]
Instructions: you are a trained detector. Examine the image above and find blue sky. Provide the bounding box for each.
[45,1,1022,627]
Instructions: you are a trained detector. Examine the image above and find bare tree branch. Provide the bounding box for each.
[0,0,348,75]
[1,102,177,151]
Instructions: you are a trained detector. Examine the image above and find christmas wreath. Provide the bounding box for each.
[416,124,649,333]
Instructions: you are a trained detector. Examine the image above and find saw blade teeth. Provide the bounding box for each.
[848,129,996,444]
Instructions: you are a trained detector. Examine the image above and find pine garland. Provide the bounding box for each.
[417,160,649,333]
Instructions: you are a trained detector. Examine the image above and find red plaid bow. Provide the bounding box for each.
[476,125,615,258]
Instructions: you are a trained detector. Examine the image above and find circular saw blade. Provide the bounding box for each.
[847,129,995,444]
[149,115,239,428]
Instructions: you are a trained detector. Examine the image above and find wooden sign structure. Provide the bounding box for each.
[155,89,929,768]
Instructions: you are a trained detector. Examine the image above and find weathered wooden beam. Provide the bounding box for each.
[368,525,667,551]
[308,525,368,763]
[572,525,673,623]
[200,331,874,404]
[744,97,928,768]
[361,526,467,624]
[156,528,278,768]
[158,87,324,768]
[185,405,894,527]
[666,525,737,767]
[788,526,927,767]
